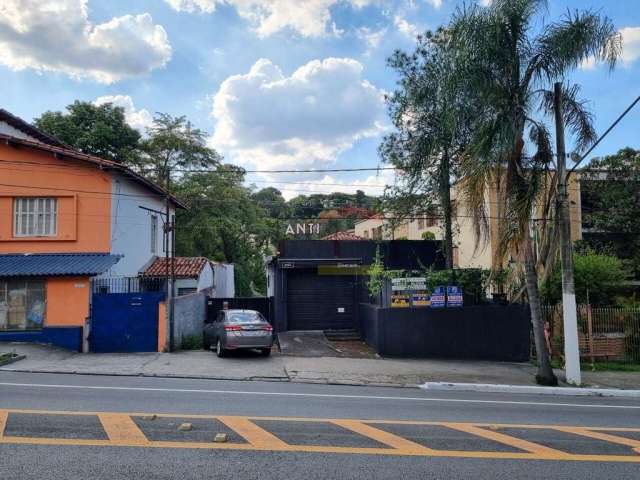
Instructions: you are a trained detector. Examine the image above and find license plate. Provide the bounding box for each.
[242,331,264,336]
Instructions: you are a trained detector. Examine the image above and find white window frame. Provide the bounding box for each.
[150,215,158,254]
[14,198,57,237]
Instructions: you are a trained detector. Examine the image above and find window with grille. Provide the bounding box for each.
[13,198,57,237]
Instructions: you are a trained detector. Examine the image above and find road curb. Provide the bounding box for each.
[0,367,416,389]
[420,382,640,398]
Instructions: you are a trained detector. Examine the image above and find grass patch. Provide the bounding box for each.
[0,352,18,365]
[180,334,203,350]
[548,358,640,372]
[583,361,640,372]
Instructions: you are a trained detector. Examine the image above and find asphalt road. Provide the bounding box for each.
[1,371,640,479]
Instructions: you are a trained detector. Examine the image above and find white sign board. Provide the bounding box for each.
[391,277,427,291]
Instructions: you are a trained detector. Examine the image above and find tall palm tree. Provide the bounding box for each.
[450,0,621,384]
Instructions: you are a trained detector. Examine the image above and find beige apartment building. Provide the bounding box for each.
[354,175,582,269]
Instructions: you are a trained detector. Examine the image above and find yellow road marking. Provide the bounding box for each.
[442,422,566,457]
[552,426,640,452]
[332,419,436,454]
[1,408,639,462]
[217,416,289,449]
[3,408,640,433]
[98,414,148,446]
[0,410,7,438]
[1,435,640,462]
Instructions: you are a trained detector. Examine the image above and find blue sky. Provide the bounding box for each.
[1,0,639,198]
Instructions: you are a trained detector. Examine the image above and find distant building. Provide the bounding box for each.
[321,230,365,241]
[141,257,235,298]
[353,177,582,270]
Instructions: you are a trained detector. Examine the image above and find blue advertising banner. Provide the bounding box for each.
[447,285,463,307]
[430,286,446,308]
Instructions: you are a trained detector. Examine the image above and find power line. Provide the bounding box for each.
[571,94,640,173]
[0,159,396,175]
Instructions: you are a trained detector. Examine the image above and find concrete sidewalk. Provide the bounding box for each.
[1,342,639,390]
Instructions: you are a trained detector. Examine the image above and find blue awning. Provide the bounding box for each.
[0,253,122,277]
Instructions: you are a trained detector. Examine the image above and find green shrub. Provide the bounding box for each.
[180,334,203,350]
[421,231,436,240]
[540,251,628,305]
[423,268,490,304]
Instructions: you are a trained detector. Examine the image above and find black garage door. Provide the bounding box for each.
[287,270,356,330]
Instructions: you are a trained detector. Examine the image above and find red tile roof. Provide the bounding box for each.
[321,231,366,241]
[142,257,209,278]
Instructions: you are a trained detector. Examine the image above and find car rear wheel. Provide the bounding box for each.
[260,348,271,357]
[216,339,226,358]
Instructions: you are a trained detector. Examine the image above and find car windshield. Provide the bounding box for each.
[226,312,263,324]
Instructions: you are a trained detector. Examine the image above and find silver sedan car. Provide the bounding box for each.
[203,309,274,357]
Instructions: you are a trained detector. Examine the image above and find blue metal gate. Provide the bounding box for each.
[90,292,164,352]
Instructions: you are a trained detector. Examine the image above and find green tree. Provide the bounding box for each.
[580,148,640,278]
[450,0,620,385]
[174,167,272,296]
[34,100,141,163]
[141,113,221,187]
[541,251,628,306]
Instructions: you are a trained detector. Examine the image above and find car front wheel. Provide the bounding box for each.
[216,339,226,358]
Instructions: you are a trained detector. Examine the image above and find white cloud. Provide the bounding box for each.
[0,0,171,83]
[426,0,443,8]
[478,0,492,6]
[357,27,387,56]
[165,0,217,13]
[579,56,597,71]
[210,57,385,178]
[579,27,640,71]
[93,95,153,133]
[394,15,420,39]
[621,26,640,66]
[164,0,371,37]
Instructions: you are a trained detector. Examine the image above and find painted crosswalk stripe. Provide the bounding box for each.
[98,414,148,445]
[217,416,289,449]
[441,422,566,457]
[332,419,436,454]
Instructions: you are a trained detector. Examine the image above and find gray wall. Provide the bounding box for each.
[213,263,235,298]
[172,291,207,348]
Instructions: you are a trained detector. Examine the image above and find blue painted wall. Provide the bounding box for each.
[0,326,83,352]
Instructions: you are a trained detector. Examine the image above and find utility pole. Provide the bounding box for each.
[165,168,175,352]
[553,82,581,386]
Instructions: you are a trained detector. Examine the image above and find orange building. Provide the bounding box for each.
[0,109,183,351]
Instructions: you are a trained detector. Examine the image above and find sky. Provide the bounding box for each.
[1,0,639,199]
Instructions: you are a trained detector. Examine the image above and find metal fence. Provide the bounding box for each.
[542,305,640,364]
[91,276,165,294]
